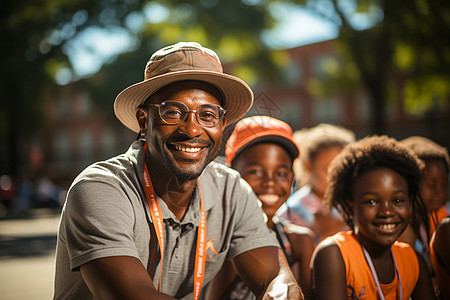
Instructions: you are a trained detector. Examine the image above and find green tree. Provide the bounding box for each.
[2,0,449,177]
[0,0,277,176]
[297,0,450,132]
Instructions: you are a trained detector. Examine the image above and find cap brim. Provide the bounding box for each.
[114,70,254,133]
[233,134,300,163]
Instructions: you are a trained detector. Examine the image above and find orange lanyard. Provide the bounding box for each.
[142,143,207,299]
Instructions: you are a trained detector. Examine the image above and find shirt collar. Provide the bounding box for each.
[132,140,214,226]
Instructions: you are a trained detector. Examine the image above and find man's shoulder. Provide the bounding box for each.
[201,161,249,195]
[71,143,141,189]
[202,160,241,181]
[78,154,132,179]
[200,161,255,209]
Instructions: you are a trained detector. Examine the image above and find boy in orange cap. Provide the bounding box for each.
[205,115,315,300]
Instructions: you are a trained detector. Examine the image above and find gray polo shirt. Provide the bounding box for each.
[54,140,278,299]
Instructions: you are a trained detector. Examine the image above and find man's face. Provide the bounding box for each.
[142,80,226,181]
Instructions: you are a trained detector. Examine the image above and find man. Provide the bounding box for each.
[54,42,302,300]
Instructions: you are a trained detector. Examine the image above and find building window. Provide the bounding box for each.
[77,92,91,118]
[55,132,70,167]
[311,54,340,79]
[279,98,303,128]
[102,128,117,158]
[57,96,70,120]
[282,61,302,87]
[356,93,371,123]
[313,97,341,123]
[79,130,93,163]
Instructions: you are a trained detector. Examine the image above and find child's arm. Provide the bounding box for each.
[286,225,315,300]
[311,239,347,300]
[411,251,437,300]
[433,217,450,300]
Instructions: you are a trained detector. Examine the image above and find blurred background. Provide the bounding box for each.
[0,0,449,297]
[1,0,450,214]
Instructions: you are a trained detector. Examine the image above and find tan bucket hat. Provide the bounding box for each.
[114,42,254,133]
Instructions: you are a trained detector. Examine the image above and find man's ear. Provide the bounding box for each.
[136,107,148,134]
[221,117,228,128]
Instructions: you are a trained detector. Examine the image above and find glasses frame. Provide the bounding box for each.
[147,100,226,128]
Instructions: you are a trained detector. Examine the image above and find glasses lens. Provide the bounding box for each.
[159,101,187,124]
[197,104,222,127]
[158,101,225,127]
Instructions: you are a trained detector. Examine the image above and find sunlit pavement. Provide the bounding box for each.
[0,209,61,300]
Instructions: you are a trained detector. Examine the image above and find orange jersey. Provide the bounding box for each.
[430,220,450,299]
[429,205,450,237]
[329,231,419,300]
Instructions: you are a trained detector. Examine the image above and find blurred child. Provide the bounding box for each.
[311,135,436,300]
[277,123,355,243]
[205,116,315,300]
[430,217,450,300]
[400,136,449,240]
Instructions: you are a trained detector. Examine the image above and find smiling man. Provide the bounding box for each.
[53,42,302,300]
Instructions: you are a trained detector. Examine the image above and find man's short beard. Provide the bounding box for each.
[163,142,221,182]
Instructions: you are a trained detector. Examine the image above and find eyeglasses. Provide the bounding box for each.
[148,100,226,128]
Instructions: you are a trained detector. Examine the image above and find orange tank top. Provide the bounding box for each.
[329,231,419,300]
[430,219,450,299]
[429,205,450,237]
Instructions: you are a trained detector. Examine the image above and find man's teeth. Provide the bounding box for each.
[378,224,396,230]
[175,145,201,153]
[259,194,279,204]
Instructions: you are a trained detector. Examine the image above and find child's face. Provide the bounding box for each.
[420,158,448,212]
[351,167,410,249]
[233,143,294,218]
[307,145,343,199]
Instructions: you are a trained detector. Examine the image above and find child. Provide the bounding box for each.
[400,136,449,238]
[398,136,449,279]
[277,123,355,243]
[430,217,450,300]
[311,135,436,300]
[205,116,315,300]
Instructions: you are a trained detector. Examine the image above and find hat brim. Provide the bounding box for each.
[114,70,254,133]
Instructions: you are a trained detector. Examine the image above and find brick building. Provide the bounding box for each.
[247,39,450,147]
[33,39,450,190]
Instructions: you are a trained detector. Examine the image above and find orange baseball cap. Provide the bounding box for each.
[225,115,300,165]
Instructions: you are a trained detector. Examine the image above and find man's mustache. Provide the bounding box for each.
[165,136,213,148]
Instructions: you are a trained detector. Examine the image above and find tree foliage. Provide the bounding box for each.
[298,0,450,132]
[1,0,449,175]
[0,0,276,175]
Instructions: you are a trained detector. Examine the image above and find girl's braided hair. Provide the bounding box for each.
[324,135,426,233]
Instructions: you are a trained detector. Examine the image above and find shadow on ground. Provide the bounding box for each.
[0,234,57,259]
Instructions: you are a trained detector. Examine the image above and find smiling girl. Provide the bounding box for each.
[311,135,437,300]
